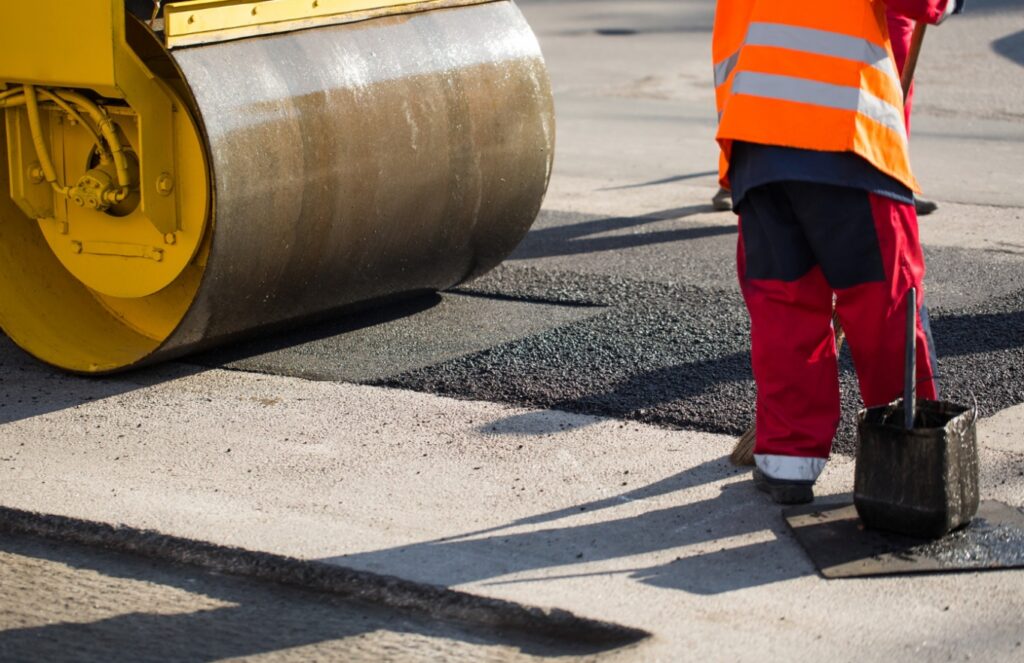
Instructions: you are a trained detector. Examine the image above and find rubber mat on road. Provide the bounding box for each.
[784,500,1024,578]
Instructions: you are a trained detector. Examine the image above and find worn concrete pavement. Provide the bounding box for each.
[1,1,1023,661]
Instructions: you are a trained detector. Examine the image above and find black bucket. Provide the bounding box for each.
[854,399,979,539]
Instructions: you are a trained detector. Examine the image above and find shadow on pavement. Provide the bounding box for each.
[452,457,729,538]
[932,308,1024,358]
[0,336,199,427]
[511,205,733,261]
[972,0,1024,13]
[0,532,632,661]
[992,29,1024,67]
[0,295,443,427]
[598,170,719,191]
[326,458,814,597]
[188,293,442,368]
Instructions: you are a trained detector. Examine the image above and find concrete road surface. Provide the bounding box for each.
[2,1,1023,661]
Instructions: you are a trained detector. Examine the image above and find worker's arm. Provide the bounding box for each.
[886,0,965,24]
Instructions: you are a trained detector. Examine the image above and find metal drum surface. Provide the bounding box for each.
[154,0,555,361]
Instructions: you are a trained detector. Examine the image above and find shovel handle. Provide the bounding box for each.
[901,22,928,102]
[905,288,918,430]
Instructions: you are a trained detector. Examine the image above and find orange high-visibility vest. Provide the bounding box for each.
[714,0,918,192]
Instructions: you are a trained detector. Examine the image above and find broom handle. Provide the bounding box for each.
[901,22,928,102]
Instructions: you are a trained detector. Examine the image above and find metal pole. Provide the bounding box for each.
[905,287,918,430]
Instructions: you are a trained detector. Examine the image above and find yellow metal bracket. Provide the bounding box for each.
[164,0,499,48]
[0,1,179,235]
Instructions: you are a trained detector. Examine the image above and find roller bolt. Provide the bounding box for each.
[58,221,69,235]
[70,241,82,254]
[27,163,44,185]
[164,233,177,245]
[156,173,175,196]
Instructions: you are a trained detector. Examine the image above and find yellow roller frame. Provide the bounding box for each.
[0,1,210,370]
[163,0,498,48]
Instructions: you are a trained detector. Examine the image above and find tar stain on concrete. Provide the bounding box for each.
[785,501,1024,578]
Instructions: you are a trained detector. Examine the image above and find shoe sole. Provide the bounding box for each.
[753,470,814,505]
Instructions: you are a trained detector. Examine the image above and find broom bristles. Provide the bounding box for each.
[730,424,756,466]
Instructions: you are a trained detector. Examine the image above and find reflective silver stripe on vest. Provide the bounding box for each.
[714,22,900,90]
[747,22,899,82]
[731,71,907,140]
[714,50,741,88]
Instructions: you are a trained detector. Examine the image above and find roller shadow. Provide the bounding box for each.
[0,533,610,660]
[0,335,201,426]
[188,292,442,368]
[0,297,442,426]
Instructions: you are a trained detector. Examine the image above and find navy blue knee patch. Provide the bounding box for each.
[739,182,886,288]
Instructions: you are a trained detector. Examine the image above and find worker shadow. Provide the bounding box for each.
[932,308,1024,357]
[0,533,619,661]
[974,0,1024,14]
[482,350,754,437]
[325,459,817,597]
[992,29,1024,67]
[597,170,719,191]
[511,205,735,261]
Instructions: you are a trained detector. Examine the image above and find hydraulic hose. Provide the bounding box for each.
[54,89,133,191]
[1,84,133,202]
[37,89,110,162]
[22,85,70,196]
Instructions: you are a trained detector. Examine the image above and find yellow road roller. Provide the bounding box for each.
[0,0,554,372]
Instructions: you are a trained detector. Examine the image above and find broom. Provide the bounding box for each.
[729,22,928,467]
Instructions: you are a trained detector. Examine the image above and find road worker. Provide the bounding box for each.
[713,0,964,504]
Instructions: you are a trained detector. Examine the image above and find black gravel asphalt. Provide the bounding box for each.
[196,209,1024,456]
[372,210,1024,456]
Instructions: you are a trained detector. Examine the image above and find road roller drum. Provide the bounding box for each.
[0,0,554,372]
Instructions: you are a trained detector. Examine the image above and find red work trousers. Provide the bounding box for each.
[737,182,938,482]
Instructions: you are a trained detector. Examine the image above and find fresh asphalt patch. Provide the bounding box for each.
[169,209,1024,456]
[188,292,601,383]
[370,261,1019,455]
